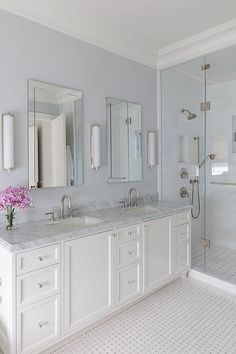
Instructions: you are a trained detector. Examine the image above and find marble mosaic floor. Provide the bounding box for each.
[51,278,236,354]
[192,242,236,285]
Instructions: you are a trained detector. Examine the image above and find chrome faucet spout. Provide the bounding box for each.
[60,195,72,220]
[128,188,139,208]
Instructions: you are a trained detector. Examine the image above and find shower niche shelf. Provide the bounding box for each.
[209,181,236,186]
[178,135,199,164]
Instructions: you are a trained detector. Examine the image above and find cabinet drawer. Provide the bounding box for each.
[117,263,142,306]
[16,244,61,275]
[117,224,141,244]
[173,212,190,227]
[17,264,60,308]
[175,224,190,242]
[117,239,141,268]
[17,295,60,354]
[176,242,190,274]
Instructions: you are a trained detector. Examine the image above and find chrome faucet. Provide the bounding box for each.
[128,188,139,208]
[60,195,72,220]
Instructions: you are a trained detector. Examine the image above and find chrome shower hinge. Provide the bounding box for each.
[201,63,210,70]
[200,238,210,248]
[200,101,210,111]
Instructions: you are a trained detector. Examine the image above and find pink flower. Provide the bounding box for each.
[0,186,32,211]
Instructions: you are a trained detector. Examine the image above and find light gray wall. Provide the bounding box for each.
[0,10,157,211]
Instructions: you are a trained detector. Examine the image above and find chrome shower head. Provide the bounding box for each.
[182,109,197,120]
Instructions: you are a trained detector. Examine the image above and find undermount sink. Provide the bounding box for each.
[47,216,103,228]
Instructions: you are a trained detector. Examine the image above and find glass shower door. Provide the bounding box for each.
[161,57,207,273]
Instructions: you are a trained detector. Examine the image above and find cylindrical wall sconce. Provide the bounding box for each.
[147,130,156,168]
[0,113,14,172]
[90,124,101,170]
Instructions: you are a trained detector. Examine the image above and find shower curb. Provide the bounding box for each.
[189,270,236,295]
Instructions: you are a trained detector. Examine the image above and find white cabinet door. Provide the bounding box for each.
[64,232,114,334]
[144,217,172,293]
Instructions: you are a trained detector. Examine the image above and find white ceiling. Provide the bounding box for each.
[1,0,236,67]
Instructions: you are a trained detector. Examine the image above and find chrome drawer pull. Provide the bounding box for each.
[128,250,136,255]
[38,256,44,262]
[38,321,49,328]
[128,231,132,236]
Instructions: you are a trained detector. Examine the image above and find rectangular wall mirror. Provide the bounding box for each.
[28,80,83,189]
[107,98,142,182]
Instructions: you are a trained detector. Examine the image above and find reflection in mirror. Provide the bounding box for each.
[28,80,83,189]
[107,98,142,182]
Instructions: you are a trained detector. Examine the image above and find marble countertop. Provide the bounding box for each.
[0,201,191,253]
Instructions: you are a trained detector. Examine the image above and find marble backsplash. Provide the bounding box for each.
[0,193,158,227]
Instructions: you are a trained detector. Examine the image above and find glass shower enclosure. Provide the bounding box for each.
[161,45,236,285]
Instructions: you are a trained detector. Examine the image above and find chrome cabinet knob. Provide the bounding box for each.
[37,281,47,288]
[128,280,136,286]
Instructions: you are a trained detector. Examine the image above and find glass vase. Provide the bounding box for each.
[5,206,16,230]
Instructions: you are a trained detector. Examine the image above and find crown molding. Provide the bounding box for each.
[158,18,236,70]
[0,1,158,68]
[2,2,236,71]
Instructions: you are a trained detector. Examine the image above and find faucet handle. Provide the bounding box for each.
[119,201,126,209]
[70,208,79,218]
[45,211,55,223]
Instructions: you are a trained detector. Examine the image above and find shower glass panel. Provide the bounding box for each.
[161,57,207,276]
[161,45,236,285]
[204,46,236,284]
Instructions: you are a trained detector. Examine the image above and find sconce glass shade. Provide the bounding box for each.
[147,130,156,168]
[1,113,14,172]
[90,124,101,170]
[0,115,2,171]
